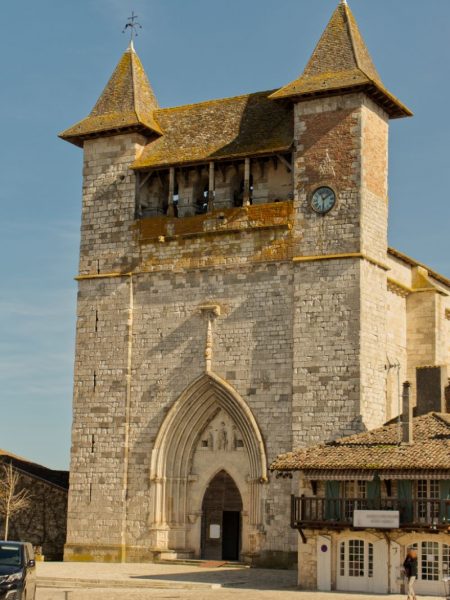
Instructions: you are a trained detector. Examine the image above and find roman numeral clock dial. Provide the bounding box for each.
[310,186,336,215]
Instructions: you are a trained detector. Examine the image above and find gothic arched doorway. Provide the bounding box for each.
[201,470,243,561]
[149,372,268,558]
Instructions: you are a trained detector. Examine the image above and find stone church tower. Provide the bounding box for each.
[60,2,449,564]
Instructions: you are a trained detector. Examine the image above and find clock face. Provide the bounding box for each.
[311,187,336,214]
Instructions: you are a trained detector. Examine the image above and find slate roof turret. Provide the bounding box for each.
[270,1,412,119]
[59,42,162,147]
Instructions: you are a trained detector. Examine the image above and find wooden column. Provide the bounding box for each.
[208,161,215,212]
[243,158,251,206]
[167,167,175,216]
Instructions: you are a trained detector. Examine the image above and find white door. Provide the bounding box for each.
[317,535,331,591]
[373,539,389,594]
[337,538,387,593]
[390,541,402,594]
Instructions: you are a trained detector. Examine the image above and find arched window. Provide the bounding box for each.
[339,539,373,579]
[407,541,450,583]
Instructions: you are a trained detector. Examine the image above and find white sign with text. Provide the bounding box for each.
[353,510,400,529]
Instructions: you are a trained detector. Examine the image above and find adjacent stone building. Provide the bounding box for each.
[60,1,450,564]
[0,451,69,560]
[271,377,450,596]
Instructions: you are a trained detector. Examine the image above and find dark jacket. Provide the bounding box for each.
[404,555,418,578]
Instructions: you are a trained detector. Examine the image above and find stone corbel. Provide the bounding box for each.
[198,304,221,318]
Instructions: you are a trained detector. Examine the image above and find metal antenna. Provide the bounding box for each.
[122,11,142,43]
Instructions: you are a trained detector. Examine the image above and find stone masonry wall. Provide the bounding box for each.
[292,259,363,446]
[292,93,389,441]
[80,134,146,275]
[68,257,298,561]
[0,468,67,561]
[360,260,388,429]
[66,276,131,557]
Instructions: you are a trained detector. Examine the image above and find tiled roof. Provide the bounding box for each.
[270,3,412,119]
[271,413,450,472]
[59,43,162,147]
[132,90,294,170]
[0,450,69,490]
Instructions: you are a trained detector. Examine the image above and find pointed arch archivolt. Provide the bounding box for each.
[149,372,268,539]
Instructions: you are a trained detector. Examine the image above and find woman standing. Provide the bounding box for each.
[404,549,418,600]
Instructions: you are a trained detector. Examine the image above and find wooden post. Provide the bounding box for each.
[167,167,175,216]
[243,158,251,206]
[208,161,215,212]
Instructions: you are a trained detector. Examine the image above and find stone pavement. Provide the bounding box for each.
[36,562,441,600]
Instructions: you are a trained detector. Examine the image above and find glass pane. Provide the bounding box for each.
[340,542,345,577]
[443,545,450,577]
[348,540,365,577]
[368,543,373,578]
[421,541,439,581]
[0,544,21,566]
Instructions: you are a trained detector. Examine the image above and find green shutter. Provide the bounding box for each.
[440,480,450,521]
[325,481,341,521]
[367,476,381,509]
[398,480,413,523]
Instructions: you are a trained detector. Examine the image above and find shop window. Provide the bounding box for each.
[407,541,450,582]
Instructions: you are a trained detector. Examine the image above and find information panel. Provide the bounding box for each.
[353,510,400,529]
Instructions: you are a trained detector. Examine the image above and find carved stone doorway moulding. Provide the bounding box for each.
[149,372,268,558]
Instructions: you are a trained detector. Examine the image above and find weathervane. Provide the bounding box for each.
[122,11,142,42]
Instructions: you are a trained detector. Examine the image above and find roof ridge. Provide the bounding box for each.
[156,89,278,114]
[343,3,360,73]
[129,46,140,126]
[432,412,450,426]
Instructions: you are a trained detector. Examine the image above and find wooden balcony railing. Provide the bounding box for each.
[291,495,450,530]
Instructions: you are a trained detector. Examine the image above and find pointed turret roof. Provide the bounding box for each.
[60,42,162,147]
[270,1,412,119]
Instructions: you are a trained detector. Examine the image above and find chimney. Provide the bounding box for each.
[402,381,413,445]
[416,366,448,415]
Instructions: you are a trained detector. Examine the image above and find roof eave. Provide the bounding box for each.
[59,121,162,148]
[270,81,412,119]
[132,144,294,172]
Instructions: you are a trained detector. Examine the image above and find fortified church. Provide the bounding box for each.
[60,1,450,565]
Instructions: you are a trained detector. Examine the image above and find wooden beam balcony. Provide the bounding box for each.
[291,495,450,532]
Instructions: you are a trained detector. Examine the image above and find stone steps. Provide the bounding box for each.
[37,576,222,590]
[155,557,249,569]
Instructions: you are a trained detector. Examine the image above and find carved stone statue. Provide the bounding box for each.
[218,422,228,451]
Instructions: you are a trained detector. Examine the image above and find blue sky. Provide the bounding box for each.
[0,0,449,470]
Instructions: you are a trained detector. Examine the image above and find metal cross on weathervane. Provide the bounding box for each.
[122,11,142,42]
